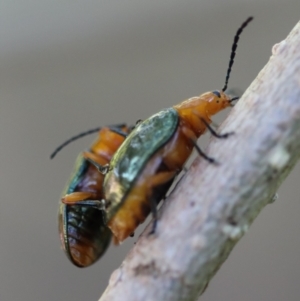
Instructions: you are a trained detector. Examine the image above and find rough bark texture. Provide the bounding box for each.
[99,21,300,301]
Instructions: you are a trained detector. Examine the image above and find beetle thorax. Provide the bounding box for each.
[173,94,211,136]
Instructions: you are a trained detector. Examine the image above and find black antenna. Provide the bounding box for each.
[50,127,102,159]
[222,16,253,92]
[50,123,127,159]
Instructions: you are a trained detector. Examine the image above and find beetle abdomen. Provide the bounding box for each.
[59,204,111,267]
[59,155,111,267]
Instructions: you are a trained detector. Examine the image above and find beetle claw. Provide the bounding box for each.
[219,131,235,138]
[148,219,157,236]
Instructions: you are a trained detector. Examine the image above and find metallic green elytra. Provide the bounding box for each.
[103,108,179,221]
[58,155,111,267]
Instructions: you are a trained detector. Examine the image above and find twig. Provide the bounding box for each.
[99,21,300,301]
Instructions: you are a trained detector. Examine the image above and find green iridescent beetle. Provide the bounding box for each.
[84,109,178,244]
[83,17,253,244]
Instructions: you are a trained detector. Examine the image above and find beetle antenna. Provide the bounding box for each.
[229,96,239,102]
[50,123,127,159]
[50,127,102,159]
[222,16,253,92]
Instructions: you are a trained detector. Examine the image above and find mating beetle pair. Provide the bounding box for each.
[51,17,253,267]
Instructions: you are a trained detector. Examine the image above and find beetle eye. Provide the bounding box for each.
[212,90,221,98]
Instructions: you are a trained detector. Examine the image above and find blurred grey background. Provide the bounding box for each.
[1,1,299,301]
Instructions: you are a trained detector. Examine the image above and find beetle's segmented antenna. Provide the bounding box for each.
[229,96,239,102]
[50,127,102,159]
[222,16,253,92]
[50,123,127,159]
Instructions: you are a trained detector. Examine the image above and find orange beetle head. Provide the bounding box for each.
[203,90,237,117]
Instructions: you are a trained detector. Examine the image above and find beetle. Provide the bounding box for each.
[52,125,129,267]
[81,17,253,244]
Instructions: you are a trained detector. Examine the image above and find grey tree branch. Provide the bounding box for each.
[99,21,300,301]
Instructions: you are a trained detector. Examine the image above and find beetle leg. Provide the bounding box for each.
[199,117,234,138]
[181,126,217,164]
[135,119,143,126]
[82,151,109,174]
[191,109,233,138]
[147,171,177,235]
[62,193,105,210]
[62,191,98,203]
[64,199,105,210]
[191,140,218,164]
[126,120,143,132]
[148,195,158,236]
[148,170,176,187]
